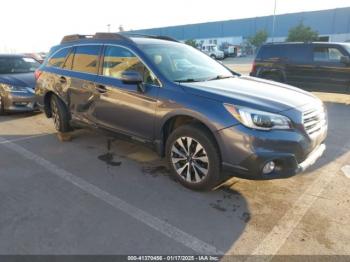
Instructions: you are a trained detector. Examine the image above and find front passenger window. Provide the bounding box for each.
[313,47,343,62]
[103,46,160,86]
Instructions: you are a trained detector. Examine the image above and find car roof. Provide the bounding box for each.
[263,42,347,47]
[54,33,180,49]
[131,37,181,45]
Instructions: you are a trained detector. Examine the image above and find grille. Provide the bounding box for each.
[302,106,327,136]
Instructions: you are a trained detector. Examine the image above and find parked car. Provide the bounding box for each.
[0,54,40,114]
[201,44,225,60]
[35,33,327,191]
[223,45,241,58]
[250,42,350,93]
[23,53,45,64]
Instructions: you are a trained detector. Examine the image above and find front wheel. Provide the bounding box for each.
[166,124,222,191]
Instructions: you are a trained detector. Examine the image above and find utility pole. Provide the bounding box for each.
[271,0,277,42]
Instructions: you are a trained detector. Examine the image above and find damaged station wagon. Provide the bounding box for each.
[35,33,327,190]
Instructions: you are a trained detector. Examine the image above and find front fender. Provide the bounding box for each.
[159,109,218,135]
[154,91,239,141]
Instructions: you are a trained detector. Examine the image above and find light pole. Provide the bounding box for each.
[271,0,277,42]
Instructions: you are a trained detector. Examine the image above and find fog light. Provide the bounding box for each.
[262,161,275,174]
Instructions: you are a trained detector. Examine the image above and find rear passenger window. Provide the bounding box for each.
[287,45,310,63]
[47,48,70,68]
[102,46,159,86]
[72,45,101,74]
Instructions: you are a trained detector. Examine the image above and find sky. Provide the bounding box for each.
[0,0,349,53]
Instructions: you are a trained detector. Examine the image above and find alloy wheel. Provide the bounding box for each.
[171,136,209,183]
[51,99,60,130]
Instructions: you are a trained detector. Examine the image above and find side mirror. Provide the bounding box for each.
[340,56,350,65]
[121,70,143,84]
[121,70,145,92]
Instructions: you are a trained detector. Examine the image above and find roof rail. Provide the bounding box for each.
[60,32,133,44]
[61,34,94,43]
[60,32,179,44]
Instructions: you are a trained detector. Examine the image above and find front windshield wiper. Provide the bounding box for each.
[205,75,234,81]
[174,78,202,83]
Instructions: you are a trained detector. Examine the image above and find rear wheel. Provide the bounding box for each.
[50,95,71,132]
[0,96,5,115]
[166,124,222,191]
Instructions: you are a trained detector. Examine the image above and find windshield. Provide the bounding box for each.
[140,43,233,82]
[0,57,40,74]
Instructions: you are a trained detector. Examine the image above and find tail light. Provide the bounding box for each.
[34,69,42,81]
[251,61,257,75]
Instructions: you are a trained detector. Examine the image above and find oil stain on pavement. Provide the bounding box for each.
[208,186,251,222]
[142,165,169,177]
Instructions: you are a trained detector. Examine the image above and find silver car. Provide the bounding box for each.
[0,54,40,114]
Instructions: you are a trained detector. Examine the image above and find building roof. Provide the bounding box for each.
[130,7,350,40]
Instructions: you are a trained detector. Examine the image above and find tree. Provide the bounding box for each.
[118,25,125,32]
[286,22,318,42]
[248,30,268,51]
[185,39,197,48]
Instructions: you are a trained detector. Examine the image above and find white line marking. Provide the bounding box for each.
[0,134,50,144]
[0,136,223,255]
[341,165,350,178]
[247,142,350,260]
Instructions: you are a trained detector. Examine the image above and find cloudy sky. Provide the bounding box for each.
[0,0,349,52]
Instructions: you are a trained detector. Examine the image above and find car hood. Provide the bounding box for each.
[0,73,36,89]
[181,76,320,113]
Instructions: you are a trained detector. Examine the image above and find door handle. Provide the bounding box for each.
[59,76,67,84]
[95,84,107,93]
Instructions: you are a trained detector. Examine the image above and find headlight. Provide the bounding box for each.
[224,104,292,130]
[0,83,28,93]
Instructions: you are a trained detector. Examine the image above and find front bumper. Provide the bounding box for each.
[297,143,326,173]
[217,123,327,179]
[1,92,38,112]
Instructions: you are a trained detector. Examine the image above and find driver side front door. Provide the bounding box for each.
[91,45,160,141]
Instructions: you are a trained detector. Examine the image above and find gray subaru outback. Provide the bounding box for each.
[35,33,327,191]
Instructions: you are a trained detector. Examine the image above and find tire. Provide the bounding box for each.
[210,54,216,60]
[50,94,71,132]
[262,72,283,83]
[0,96,5,115]
[165,124,222,191]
